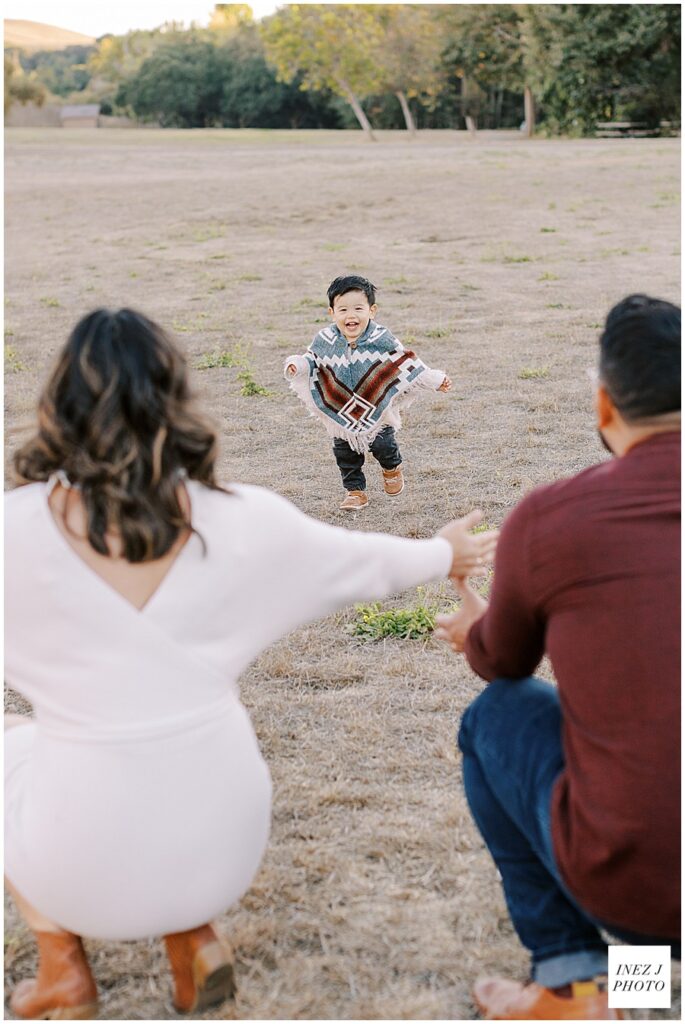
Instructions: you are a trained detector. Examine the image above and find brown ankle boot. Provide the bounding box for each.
[10,931,98,1020]
[340,489,369,510]
[382,466,404,495]
[164,923,235,1013]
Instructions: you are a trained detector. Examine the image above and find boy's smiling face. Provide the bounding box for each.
[329,289,377,343]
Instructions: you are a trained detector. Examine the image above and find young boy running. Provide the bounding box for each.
[285,275,451,510]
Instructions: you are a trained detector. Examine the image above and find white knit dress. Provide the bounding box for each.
[4,480,451,940]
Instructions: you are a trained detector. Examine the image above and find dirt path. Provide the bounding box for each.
[4,127,680,1020]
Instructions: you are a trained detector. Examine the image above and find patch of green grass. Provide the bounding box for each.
[385,275,408,285]
[238,273,262,282]
[5,345,25,372]
[40,296,61,308]
[323,242,344,252]
[502,254,533,264]
[196,344,249,370]
[425,327,450,339]
[237,370,272,397]
[5,326,14,337]
[538,271,560,282]
[192,224,224,242]
[540,227,557,233]
[518,366,549,380]
[471,522,493,534]
[298,297,321,308]
[347,587,455,641]
[129,271,138,278]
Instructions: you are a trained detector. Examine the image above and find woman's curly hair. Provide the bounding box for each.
[14,308,223,562]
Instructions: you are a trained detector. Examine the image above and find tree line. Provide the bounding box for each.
[6,4,680,136]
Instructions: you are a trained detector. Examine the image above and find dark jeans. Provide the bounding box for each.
[333,426,402,492]
[457,677,680,987]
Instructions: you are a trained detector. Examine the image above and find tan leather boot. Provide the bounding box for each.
[10,931,98,1020]
[164,923,235,1013]
[340,490,369,510]
[382,466,404,495]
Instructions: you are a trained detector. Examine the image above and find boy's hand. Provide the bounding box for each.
[438,375,452,392]
[285,363,297,378]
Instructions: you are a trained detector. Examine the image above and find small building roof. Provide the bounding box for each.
[61,104,100,118]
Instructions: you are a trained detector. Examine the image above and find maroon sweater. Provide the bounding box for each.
[465,431,680,938]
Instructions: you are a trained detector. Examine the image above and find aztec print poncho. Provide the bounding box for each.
[285,320,446,452]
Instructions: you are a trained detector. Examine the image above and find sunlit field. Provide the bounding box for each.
[4,127,680,1020]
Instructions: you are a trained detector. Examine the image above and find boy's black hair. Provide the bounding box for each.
[599,293,680,421]
[327,275,377,308]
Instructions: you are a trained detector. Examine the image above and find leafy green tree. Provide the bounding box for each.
[116,39,224,127]
[19,45,95,98]
[528,4,681,133]
[4,53,47,115]
[261,4,386,139]
[217,28,343,128]
[439,5,532,133]
[376,5,446,133]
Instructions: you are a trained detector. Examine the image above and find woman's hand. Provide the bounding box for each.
[285,363,297,378]
[434,578,489,653]
[437,510,497,578]
[438,375,452,392]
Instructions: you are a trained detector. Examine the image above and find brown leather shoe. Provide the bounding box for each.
[164,923,235,1013]
[340,490,369,510]
[382,466,404,495]
[473,976,623,1020]
[10,931,98,1020]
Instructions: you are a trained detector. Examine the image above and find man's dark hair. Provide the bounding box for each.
[327,275,377,308]
[599,294,680,421]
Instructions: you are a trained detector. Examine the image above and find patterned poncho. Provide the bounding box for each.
[284,320,446,452]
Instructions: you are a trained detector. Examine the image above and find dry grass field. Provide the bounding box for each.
[4,127,680,1021]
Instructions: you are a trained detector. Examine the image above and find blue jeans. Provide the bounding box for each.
[458,677,680,987]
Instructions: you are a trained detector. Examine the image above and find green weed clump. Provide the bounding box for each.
[519,366,550,380]
[237,370,272,397]
[5,345,25,372]
[196,343,249,370]
[40,296,60,307]
[347,587,457,642]
[348,602,439,641]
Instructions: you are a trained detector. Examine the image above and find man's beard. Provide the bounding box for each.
[597,428,614,454]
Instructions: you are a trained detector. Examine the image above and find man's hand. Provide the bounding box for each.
[434,578,489,653]
[438,375,452,392]
[285,363,297,378]
[437,510,498,578]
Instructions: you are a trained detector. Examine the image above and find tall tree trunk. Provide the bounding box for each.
[524,85,536,137]
[396,90,416,134]
[462,74,477,136]
[338,78,376,140]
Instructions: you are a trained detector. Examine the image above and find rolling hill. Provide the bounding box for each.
[4,19,95,52]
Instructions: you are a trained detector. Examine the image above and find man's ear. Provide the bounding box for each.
[595,384,616,429]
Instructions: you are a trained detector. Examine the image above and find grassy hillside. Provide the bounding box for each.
[4,19,95,52]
